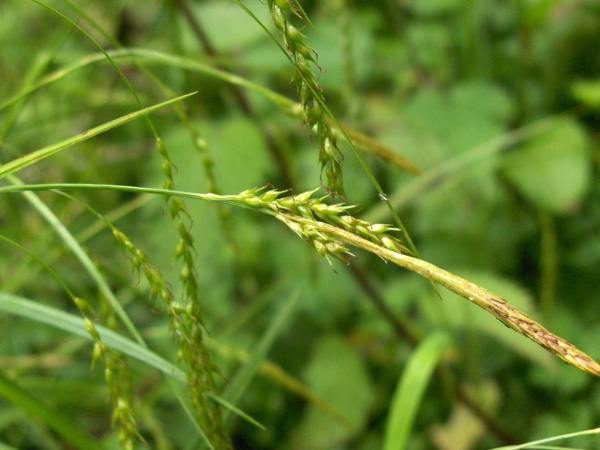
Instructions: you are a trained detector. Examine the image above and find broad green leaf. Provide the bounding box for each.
[180,1,272,53]
[572,78,600,109]
[501,117,591,213]
[403,82,511,166]
[290,334,375,448]
[449,81,514,125]
[214,116,274,194]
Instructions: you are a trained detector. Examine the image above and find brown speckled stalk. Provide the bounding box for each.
[301,217,600,378]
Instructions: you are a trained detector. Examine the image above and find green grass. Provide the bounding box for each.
[1,0,600,449]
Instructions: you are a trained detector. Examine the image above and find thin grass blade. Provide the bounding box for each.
[383,332,453,450]
[0,292,186,383]
[9,175,146,347]
[224,290,298,409]
[492,426,600,450]
[0,92,195,180]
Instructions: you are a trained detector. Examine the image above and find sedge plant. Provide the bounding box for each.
[1,1,600,449]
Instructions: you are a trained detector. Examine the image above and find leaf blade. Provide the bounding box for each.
[0,92,196,180]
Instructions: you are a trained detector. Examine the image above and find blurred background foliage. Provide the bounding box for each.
[1,0,600,449]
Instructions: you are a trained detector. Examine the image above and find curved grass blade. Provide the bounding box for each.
[0,292,187,383]
[0,47,420,176]
[0,51,53,139]
[383,332,453,450]
[31,0,146,125]
[0,92,195,180]
[8,175,146,347]
[207,393,265,431]
[224,291,298,407]
[492,426,600,450]
[0,292,262,432]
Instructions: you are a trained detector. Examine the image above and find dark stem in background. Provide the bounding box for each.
[348,264,416,346]
[173,0,296,190]
[539,210,557,321]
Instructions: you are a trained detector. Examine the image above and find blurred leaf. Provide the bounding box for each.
[572,78,600,109]
[410,0,463,18]
[568,235,600,268]
[0,442,20,450]
[404,82,511,166]
[430,380,501,450]
[180,1,272,53]
[290,334,375,449]
[449,81,514,125]
[305,14,375,92]
[275,251,358,326]
[406,25,452,76]
[214,116,273,193]
[501,117,591,213]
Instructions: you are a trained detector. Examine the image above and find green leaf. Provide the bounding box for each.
[410,0,462,16]
[180,1,272,53]
[0,442,20,450]
[501,117,591,213]
[572,78,600,109]
[404,82,511,163]
[290,334,375,448]
[383,332,453,450]
[449,81,514,125]
[212,116,274,194]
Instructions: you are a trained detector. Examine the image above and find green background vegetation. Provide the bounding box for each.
[1,0,600,449]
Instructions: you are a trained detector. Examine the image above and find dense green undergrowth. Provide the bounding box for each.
[1,0,600,449]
